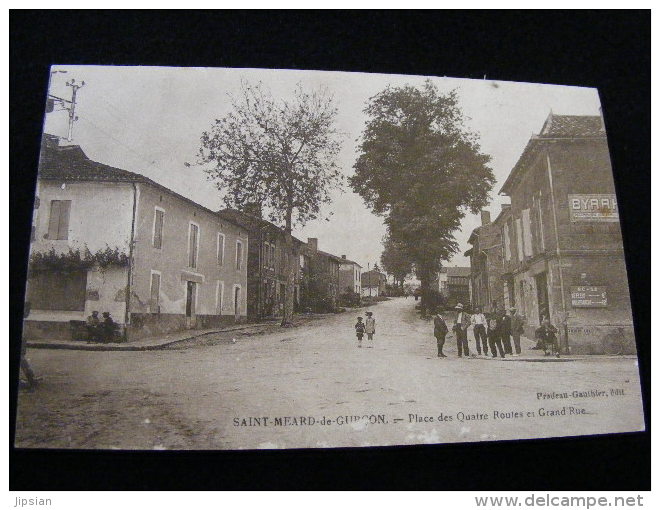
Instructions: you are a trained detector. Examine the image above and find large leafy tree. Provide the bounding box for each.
[380,235,413,288]
[198,80,343,326]
[351,81,494,309]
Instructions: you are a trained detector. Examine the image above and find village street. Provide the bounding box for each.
[14,298,644,450]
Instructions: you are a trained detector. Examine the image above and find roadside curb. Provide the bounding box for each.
[25,308,370,352]
[26,300,390,352]
[26,323,273,352]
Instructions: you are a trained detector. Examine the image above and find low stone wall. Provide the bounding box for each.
[127,313,243,341]
[565,324,637,355]
[523,323,636,355]
[23,320,73,341]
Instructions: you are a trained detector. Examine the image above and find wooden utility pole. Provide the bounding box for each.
[65,78,85,141]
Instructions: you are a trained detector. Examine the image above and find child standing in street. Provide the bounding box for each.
[365,311,376,348]
[355,316,366,348]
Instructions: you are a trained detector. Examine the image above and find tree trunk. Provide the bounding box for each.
[281,208,295,327]
[419,266,433,317]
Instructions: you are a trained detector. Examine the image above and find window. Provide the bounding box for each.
[515,218,524,262]
[537,195,546,251]
[47,200,71,240]
[153,207,164,249]
[503,223,511,260]
[188,223,199,269]
[270,245,275,268]
[236,240,243,271]
[234,285,242,316]
[150,271,161,313]
[217,233,225,265]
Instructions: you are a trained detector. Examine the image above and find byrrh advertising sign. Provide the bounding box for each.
[568,194,619,222]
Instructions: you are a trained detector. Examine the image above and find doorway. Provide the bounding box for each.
[234,286,241,320]
[186,281,196,328]
[535,272,549,324]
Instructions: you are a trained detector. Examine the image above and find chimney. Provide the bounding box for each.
[481,210,491,226]
[307,238,318,252]
[341,254,346,259]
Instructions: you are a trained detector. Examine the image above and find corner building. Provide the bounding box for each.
[499,113,635,354]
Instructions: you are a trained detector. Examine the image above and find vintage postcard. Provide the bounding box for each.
[15,66,644,450]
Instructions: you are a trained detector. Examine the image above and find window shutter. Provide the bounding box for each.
[189,224,198,268]
[47,200,61,239]
[154,210,164,248]
[57,200,71,240]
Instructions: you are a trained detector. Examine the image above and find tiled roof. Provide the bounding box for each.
[540,115,603,138]
[316,249,344,263]
[218,209,304,245]
[446,266,471,277]
[38,139,243,230]
[339,258,361,267]
[499,113,606,195]
[39,143,155,185]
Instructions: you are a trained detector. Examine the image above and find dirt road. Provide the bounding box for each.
[14,298,645,449]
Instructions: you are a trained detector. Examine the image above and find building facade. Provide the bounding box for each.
[338,256,362,294]
[499,112,635,354]
[465,206,510,313]
[217,209,303,320]
[25,138,248,342]
[445,267,471,307]
[300,238,341,312]
[361,270,387,297]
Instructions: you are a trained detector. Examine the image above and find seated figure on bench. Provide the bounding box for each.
[85,310,101,343]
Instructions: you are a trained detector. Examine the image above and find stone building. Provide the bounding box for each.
[217,209,303,320]
[445,267,471,307]
[499,112,635,354]
[300,238,342,312]
[361,269,387,297]
[338,256,362,295]
[25,136,248,341]
[465,205,511,313]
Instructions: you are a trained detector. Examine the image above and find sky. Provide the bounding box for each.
[43,66,602,271]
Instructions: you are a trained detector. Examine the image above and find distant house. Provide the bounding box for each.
[217,208,303,320]
[25,135,248,342]
[338,256,362,294]
[361,270,387,297]
[300,238,342,312]
[435,266,471,307]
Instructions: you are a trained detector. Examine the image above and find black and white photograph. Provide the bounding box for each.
[12,65,646,452]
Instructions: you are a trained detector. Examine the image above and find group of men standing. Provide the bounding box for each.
[433,303,526,359]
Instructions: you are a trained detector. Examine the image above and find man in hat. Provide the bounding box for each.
[433,312,449,357]
[101,312,118,343]
[471,306,488,357]
[86,310,101,343]
[510,307,526,356]
[500,307,513,355]
[452,303,471,358]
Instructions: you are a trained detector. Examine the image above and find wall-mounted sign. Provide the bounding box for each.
[571,286,607,307]
[568,194,619,222]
